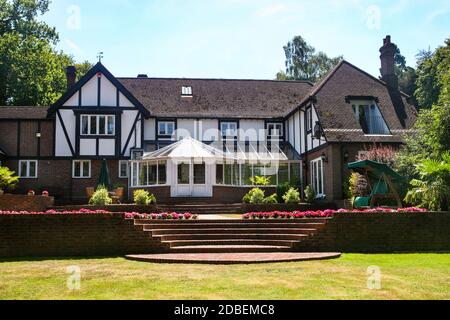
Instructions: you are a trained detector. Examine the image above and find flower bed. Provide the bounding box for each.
[124,212,198,220]
[0,209,112,215]
[242,207,427,219]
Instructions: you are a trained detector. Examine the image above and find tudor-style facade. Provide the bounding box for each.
[0,36,417,204]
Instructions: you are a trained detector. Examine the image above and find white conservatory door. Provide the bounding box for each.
[172,160,213,197]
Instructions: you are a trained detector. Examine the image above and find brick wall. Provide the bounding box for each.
[0,213,167,258]
[0,194,54,211]
[296,212,450,252]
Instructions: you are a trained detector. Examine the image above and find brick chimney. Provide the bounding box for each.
[66,66,77,90]
[379,35,398,89]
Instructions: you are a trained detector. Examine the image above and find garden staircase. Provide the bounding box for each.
[133,218,329,253]
[156,203,243,215]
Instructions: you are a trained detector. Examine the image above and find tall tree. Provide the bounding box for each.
[414,40,450,109]
[278,36,342,82]
[393,47,417,104]
[0,0,91,106]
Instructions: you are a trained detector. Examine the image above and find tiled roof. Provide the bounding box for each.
[309,61,418,143]
[118,78,313,119]
[0,107,49,119]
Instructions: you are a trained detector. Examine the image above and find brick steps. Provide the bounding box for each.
[156,233,310,241]
[132,218,329,254]
[149,228,318,235]
[157,204,243,215]
[168,245,294,253]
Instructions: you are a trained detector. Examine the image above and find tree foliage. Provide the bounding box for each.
[0,0,91,106]
[0,165,19,191]
[404,152,450,211]
[278,36,342,82]
[415,39,450,109]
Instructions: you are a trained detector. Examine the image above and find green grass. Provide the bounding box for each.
[0,254,449,300]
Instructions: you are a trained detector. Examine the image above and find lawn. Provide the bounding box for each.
[0,254,448,300]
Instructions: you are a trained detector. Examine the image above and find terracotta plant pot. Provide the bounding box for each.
[115,187,125,199]
[86,187,95,200]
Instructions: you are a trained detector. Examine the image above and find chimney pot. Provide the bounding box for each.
[66,66,77,90]
[379,35,398,89]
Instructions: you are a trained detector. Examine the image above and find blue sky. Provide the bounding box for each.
[43,0,450,80]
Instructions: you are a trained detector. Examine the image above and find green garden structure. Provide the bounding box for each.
[348,160,403,208]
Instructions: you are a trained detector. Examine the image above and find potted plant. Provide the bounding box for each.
[0,166,19,195]
[42,190,49,197]
[114,183,126,200]
[27,189,35,196]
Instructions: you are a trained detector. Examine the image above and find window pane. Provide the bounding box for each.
[20,161,27,177]
[131,163,138,187]
[90,116,97,135]
[194,163,206,184]
[149,163,157,185]
[216,164,224,185]
[98,116,106,135]
[81,116,89,135]
[242,163,253,185]
[120,162,128,178]
[224,164,233,185]
[178,163,190,184]
[74,161,81,177]
[158,161,166,185]
[278,163,289,185]
[290,163,301,185]
[167,123,174,135]
[29,161,36,177]
[82,161,90,177]
[232,163,240,186]
[318,160,323,195]
[138,163,147,186]
[107,116,115,135]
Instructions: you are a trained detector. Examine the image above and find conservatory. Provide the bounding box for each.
[130,137,302,198]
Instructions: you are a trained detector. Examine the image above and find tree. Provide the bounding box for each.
[0,0,92,106]
[404,152,450,211]
[75,61,94,81]
[415,39,450,109]
[279,35,342,82]
[0,0,57,42]
[0,166,19,192]
[392,46,418,103]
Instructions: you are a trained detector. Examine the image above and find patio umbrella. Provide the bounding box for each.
[97,159,111,190]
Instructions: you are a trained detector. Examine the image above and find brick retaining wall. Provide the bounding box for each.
[296,212,450,253]
[0,194,54,211]
[0,213,167,258]
[0,212,449,258]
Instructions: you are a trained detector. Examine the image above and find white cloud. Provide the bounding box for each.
[256,4,287,17]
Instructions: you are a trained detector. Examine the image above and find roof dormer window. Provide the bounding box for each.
[181,86,192,96]
[351,100,390,135]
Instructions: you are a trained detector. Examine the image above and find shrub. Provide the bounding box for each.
[249,188,265,204]
[133,189,156,205]
[0,166,19,191]
[349,172,368,197]
[250,176,271,186]
[263,193,278,204]
[89,187,112,206]
[304,185,316,203]
[283,188,300,204]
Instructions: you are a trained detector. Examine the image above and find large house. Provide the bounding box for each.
[0,36,417,204]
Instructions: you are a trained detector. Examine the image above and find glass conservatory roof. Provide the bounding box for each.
[141,137,290,163]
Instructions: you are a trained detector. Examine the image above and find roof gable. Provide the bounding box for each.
[311,60,417,142]
[47,62,150,117]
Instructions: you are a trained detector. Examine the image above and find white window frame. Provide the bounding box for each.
[220,122,238,139]
[158,121,175,136]
[119,160,128,178]
[181,86,193,96]
[18,160,38,179]
[267,123,284,138]
[311,157,325,198]
[80,115,115,136]
[72,160,91,179]
[306,107,313,131]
